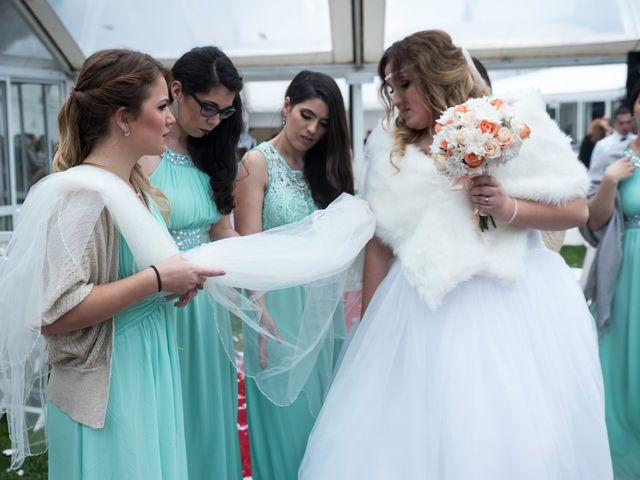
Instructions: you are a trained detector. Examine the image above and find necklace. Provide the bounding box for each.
[624,143,640,167]
[163,148,193,167]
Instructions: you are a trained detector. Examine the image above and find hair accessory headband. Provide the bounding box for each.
[383,64,417,83]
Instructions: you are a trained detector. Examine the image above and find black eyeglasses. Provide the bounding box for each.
[190,93,236,119]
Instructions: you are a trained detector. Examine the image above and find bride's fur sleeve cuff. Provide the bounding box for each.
[497,90,588,204]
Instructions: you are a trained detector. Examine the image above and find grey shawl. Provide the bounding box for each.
[579,136,634,329]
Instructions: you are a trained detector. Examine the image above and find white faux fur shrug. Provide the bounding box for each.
[363,90,588,309]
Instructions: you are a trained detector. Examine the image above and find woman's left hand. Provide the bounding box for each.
[258,309,282,369]
[468,175,516,222]
[174,287,200,308]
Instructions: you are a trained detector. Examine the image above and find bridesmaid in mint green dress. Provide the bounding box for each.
[234,71,354,480]
[599,141,640,479]
[583,86,640,479]
[141,46,245,480]
[48,217,188,479]
[38,50,221,479]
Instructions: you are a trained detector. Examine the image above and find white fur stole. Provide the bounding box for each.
[364,90,588,310]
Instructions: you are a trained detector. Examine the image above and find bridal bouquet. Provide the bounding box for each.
[432,96,531,231]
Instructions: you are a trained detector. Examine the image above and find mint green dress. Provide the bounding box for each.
[149,149,242,480]
[48,205,187,480]
[245,141,345,480]
[599,145,640,479]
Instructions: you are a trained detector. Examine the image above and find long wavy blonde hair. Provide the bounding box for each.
[53,49,170,215]
[378,30,490,163]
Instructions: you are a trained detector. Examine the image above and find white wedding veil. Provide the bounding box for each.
[0,165,375,468]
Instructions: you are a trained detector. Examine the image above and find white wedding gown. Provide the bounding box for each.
[299,232,612,479]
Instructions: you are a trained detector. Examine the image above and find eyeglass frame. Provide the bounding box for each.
[190,92,237,119]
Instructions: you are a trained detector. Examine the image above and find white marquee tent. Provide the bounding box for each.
[0,0,639,233]
[9,0,640,73]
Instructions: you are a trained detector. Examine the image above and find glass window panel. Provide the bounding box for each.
[44,84,62,167]
[0,2,54,64]
[0,215,13,232]
[48,0,332,58]
[0,82,10,206]
[12,84,51,203]
[588,101,606,120]
[385,0,638,49]
[559,102,578,146]
[584,101,606,140]
[0,216,12,256]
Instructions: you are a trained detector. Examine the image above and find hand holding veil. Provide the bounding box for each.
[0,165,375,468]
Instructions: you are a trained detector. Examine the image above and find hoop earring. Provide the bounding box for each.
[123,128,130,137]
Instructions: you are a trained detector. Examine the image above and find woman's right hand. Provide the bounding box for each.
[588,156,635,230]
[42,255,224,335]
[153,254,225,295]
[604,156,635,185]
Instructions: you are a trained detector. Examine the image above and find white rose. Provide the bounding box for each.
[496,127,514,146]
[483,139,502,159]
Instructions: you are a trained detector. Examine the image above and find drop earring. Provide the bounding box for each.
[173,99,180,119]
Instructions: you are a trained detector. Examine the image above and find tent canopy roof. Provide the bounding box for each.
[13,0,640,79]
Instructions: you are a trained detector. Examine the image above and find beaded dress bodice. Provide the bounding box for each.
[150,148,221,250]
[257,141,317,230]
[620,145,640,228]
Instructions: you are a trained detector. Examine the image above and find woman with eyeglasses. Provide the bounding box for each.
[140,46,244,480]
[233,70,354,480]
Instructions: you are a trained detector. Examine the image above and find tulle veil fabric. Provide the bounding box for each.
[0,165,374,468]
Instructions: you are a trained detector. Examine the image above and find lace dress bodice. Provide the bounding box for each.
[257,141,317,230]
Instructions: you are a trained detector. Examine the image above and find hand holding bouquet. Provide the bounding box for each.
[432,97,531,231]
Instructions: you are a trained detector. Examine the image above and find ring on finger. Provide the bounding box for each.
[484,196,489,205]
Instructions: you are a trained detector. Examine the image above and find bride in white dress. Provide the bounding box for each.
[299,30,612,480]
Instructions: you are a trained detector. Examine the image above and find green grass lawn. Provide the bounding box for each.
[0,416,47,479]
[559,244,587,268]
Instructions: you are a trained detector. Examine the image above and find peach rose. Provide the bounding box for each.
[519,123,531,139]
[490,98,505,108]
[435,123,443,133]
[464,152,484,168]
[496,127,513,147]
[483,139,501,159]
[454,104,469,114]
[479,120,499,136]
[439,139,449,150]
